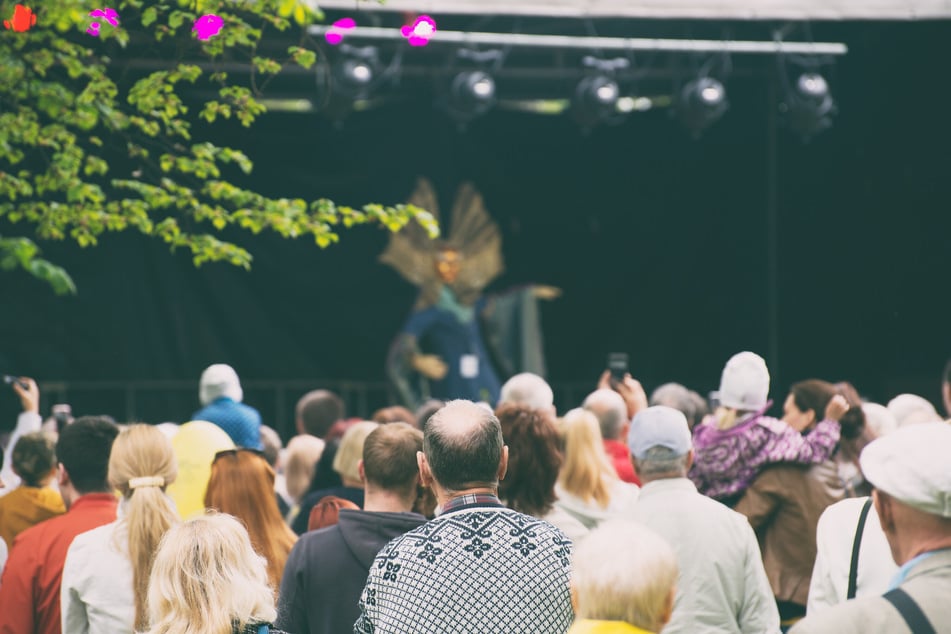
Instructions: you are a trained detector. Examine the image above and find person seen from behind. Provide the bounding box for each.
[569,520,678,634]
[690,352,848,506]
[0,431,64,550]
[205,448,297,589]
[143,512,289,634]
[61,424,179,632]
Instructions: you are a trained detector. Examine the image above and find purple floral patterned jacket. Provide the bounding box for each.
[689,414,841,501]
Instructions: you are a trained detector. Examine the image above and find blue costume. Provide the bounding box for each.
[399,290,501,404]
[382,178,549,409]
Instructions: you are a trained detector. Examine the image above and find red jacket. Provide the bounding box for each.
[603,439,641,486]
[0,493,118,634]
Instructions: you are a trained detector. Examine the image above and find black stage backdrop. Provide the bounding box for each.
[2,21,949,432]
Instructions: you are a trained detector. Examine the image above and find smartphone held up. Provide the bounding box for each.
[2,374,28,390]
[607,353,629,383]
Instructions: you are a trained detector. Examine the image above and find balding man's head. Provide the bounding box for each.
[499,373,555,413]
[583,389,628,441]
[423,400,504,492]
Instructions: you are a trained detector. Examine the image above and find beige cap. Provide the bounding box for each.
[860,421,951,518]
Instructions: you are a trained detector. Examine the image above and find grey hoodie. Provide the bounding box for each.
[276,509,426,634]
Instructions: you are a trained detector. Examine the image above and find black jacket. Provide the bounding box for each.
[276,508,426,634]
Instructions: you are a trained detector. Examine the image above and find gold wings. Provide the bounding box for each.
[379,177,504,305]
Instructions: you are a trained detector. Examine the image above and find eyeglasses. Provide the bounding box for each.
[212,447,265,464]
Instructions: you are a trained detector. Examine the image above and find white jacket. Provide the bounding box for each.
[61,519,134,634]
[554,479,639,529]
[631,478,781,634]
[806,497,897,614]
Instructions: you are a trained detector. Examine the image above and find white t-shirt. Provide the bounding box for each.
[0,536,7,584]
[807,497,898,615]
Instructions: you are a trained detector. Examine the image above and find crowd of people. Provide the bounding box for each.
[0,353,949,634]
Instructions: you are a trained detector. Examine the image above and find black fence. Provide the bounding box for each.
[31,379,600,440]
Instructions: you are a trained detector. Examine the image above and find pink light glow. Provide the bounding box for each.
[325,17,355,45]
[86,7,118,36]
[193,14,224,41]
[400,15,436,47]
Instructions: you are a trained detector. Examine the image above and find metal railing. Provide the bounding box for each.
[34,378,601,439]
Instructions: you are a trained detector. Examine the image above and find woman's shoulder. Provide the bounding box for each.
[69,519,122,552]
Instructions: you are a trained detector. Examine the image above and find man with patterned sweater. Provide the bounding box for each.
[354,399,574,633]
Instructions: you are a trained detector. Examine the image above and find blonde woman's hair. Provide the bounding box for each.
[713,406,740,430]
[284,435,326,502]
[108,424,179,631]
[144,512,277,634]
[572,520,678,632]
[204,450,297,589]
[558,408,619,508]
[332,421,379,483]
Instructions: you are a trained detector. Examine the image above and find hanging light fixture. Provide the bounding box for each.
[781,71,836,140]
[571,56,630,131]
[448,70,497,120]
[332,44,380,100]
[572,75,620,129]
[677,76,728,136]
[442,49,504,127]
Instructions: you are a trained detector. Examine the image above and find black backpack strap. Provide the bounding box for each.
[847,497,874,599]
[882,588,937,634]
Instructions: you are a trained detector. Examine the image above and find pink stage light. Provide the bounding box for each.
[86,7,118,37]
[401,15,436,47]
[325,17,356,45]
[193,14,224,41]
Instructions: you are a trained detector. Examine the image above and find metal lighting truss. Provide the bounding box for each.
[306,25,848,56]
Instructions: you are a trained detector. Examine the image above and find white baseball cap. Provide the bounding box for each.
[715,351,770,411]
[860,422,951,518]
[199,363,243,406]
[627,406,692,460]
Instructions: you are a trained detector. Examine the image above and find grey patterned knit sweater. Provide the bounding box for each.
[354,504,574,633]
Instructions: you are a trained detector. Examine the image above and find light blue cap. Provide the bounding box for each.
[627,406,692,460]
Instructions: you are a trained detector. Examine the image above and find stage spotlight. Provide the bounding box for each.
[678,77,728,136]
[782,72,836,140]
[447,70,496,123]
[332,44,380,99]
[572,75,621,129]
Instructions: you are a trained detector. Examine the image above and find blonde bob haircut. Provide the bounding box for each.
[108,424,179,631]
[284,435,326,502]
[558,408,619,508]
[144,512,277,634]
[572,519,678,633]
[332,421,379,483]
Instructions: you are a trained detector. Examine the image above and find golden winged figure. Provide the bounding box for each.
[381,178,559,409]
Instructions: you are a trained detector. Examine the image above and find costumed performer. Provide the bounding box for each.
[381,177,560,409]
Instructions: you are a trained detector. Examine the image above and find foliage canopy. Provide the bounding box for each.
[0,0,438,294]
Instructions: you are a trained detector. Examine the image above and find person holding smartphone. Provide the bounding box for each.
[1,377,42,497]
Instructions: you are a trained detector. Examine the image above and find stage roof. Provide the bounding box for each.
[312,0,951,20]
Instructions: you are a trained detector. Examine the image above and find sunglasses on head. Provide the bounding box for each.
[213,447,265,463]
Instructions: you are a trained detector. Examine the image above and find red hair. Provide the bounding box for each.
[204,451,296,589]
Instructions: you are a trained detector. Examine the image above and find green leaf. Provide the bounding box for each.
[288,46,317,70]
[142,6,158,26]
[253,57,282,75]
